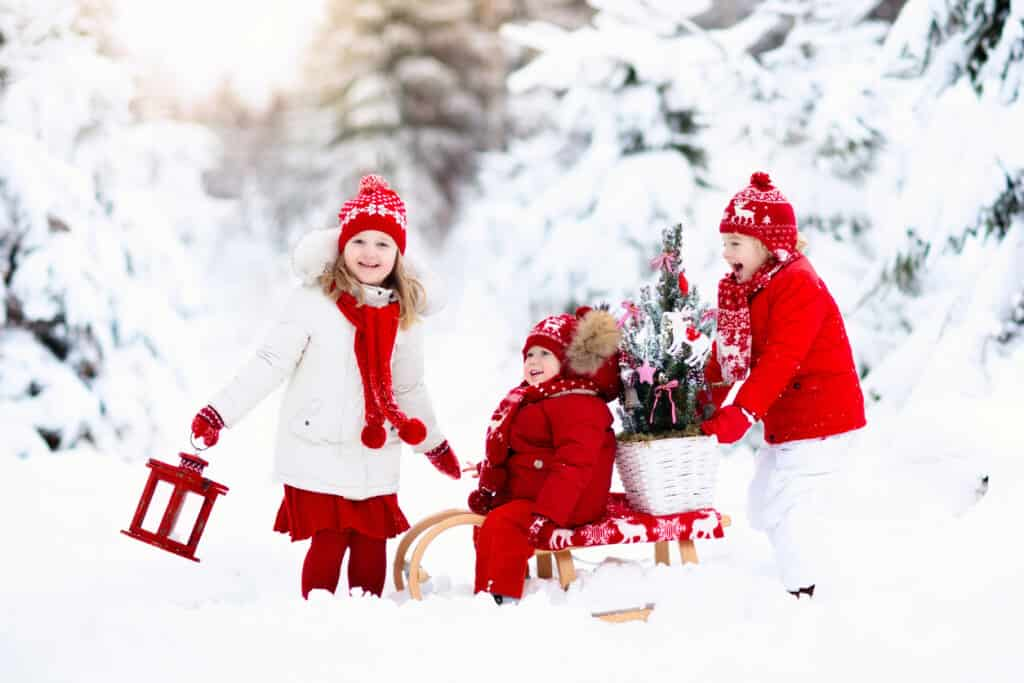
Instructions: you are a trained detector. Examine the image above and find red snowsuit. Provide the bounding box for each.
[706,257,865,443]
[475,392,615,598]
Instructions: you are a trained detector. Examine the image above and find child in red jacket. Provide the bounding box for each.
[701,172,866,598]
[468,308,621,604]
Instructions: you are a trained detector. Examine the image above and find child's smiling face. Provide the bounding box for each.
[522,345,561,386]
[343,229,398,286]
[722,232,770,283]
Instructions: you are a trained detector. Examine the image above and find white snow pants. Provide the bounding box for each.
[748,430,857,592]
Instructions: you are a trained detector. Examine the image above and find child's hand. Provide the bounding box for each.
[424,440,461,480]
[190,405,225,448]
[700,405,754,444]
[462,461,481,478]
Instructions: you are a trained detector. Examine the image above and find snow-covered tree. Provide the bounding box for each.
[446,1,731,339]
[847,0,1024,412]
[0,0,230,458]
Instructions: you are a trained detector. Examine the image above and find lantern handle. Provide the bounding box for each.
[189,434,211,452]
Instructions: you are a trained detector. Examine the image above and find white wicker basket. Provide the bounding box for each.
[615,435,720,515]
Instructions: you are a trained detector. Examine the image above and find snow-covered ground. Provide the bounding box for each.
[2,249,1021,683]
[3,4,1023,680]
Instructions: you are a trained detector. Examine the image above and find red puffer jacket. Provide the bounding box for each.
[706,257,866,444]
[492,393,616,528]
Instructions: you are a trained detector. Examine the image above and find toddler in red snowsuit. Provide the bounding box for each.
[701,172,867,597]
[468,308,622,602]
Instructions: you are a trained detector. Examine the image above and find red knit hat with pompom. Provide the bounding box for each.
[522,314,577,362]
[719,172,798,262]
[337,174,408,254]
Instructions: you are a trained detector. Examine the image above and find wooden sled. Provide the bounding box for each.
[392,507,732,602]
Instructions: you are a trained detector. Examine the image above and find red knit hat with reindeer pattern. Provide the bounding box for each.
[719,172,798,262]
[337,174,408,254]
[522,314,577,362]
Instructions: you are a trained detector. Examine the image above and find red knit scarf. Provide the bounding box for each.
[336,292,426,449]
[485,375,598,465]
[715,255,802,384]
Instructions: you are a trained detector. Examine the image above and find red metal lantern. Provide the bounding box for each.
[122,452,229,562]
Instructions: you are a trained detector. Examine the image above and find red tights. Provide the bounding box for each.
[301,528,386,599]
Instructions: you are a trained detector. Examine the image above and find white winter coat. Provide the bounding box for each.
[209,229,445,500]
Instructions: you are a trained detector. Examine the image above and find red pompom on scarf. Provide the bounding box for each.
[336,292,426,448]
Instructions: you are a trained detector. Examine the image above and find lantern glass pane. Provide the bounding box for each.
[141,481,175,533]
[168,491,205,544]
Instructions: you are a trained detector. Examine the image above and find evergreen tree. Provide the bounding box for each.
[848,0,1024,407]
[447,0,720,331]
[257,0,594,246]
[616,223,712,439]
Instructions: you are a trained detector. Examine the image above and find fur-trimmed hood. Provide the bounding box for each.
[566,309,620,376]
[291,227,446,316]
[566,308,622,402]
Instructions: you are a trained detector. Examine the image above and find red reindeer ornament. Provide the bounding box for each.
[122,452,229,562]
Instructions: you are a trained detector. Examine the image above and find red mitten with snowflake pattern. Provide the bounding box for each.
[424,440,461,480]
[191,405,225,448]
[467,489,494,515]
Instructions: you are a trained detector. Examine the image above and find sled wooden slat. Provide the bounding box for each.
[592,604,655,623]
[393,508,467,592]
[407,513,485,600]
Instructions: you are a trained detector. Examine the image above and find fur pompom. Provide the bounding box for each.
[362,424,387,449]
[359,174,390,194]
[398,418,426,445]
[291,228,340,285]
[750,171,773,191]
[566,309,620,376]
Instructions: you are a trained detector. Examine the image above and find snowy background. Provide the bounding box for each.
[2,0,1023,681]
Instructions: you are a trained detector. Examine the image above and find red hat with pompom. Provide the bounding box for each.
[337,174,408,254]
[719,172,798,262]
[522,313,577,362]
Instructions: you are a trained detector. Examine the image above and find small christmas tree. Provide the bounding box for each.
[617,224,714,441]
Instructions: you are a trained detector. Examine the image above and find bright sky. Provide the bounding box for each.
[110,0,327,111]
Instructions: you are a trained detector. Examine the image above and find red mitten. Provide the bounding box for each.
[527,514,556,547]
[467,489,494,515]
[424,441,461,480]
[191,405,225,448]
[701,405,754,445]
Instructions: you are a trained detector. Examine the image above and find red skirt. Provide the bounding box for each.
[273,485,410,541]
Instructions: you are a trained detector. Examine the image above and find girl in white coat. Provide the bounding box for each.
[190,175,460,599]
